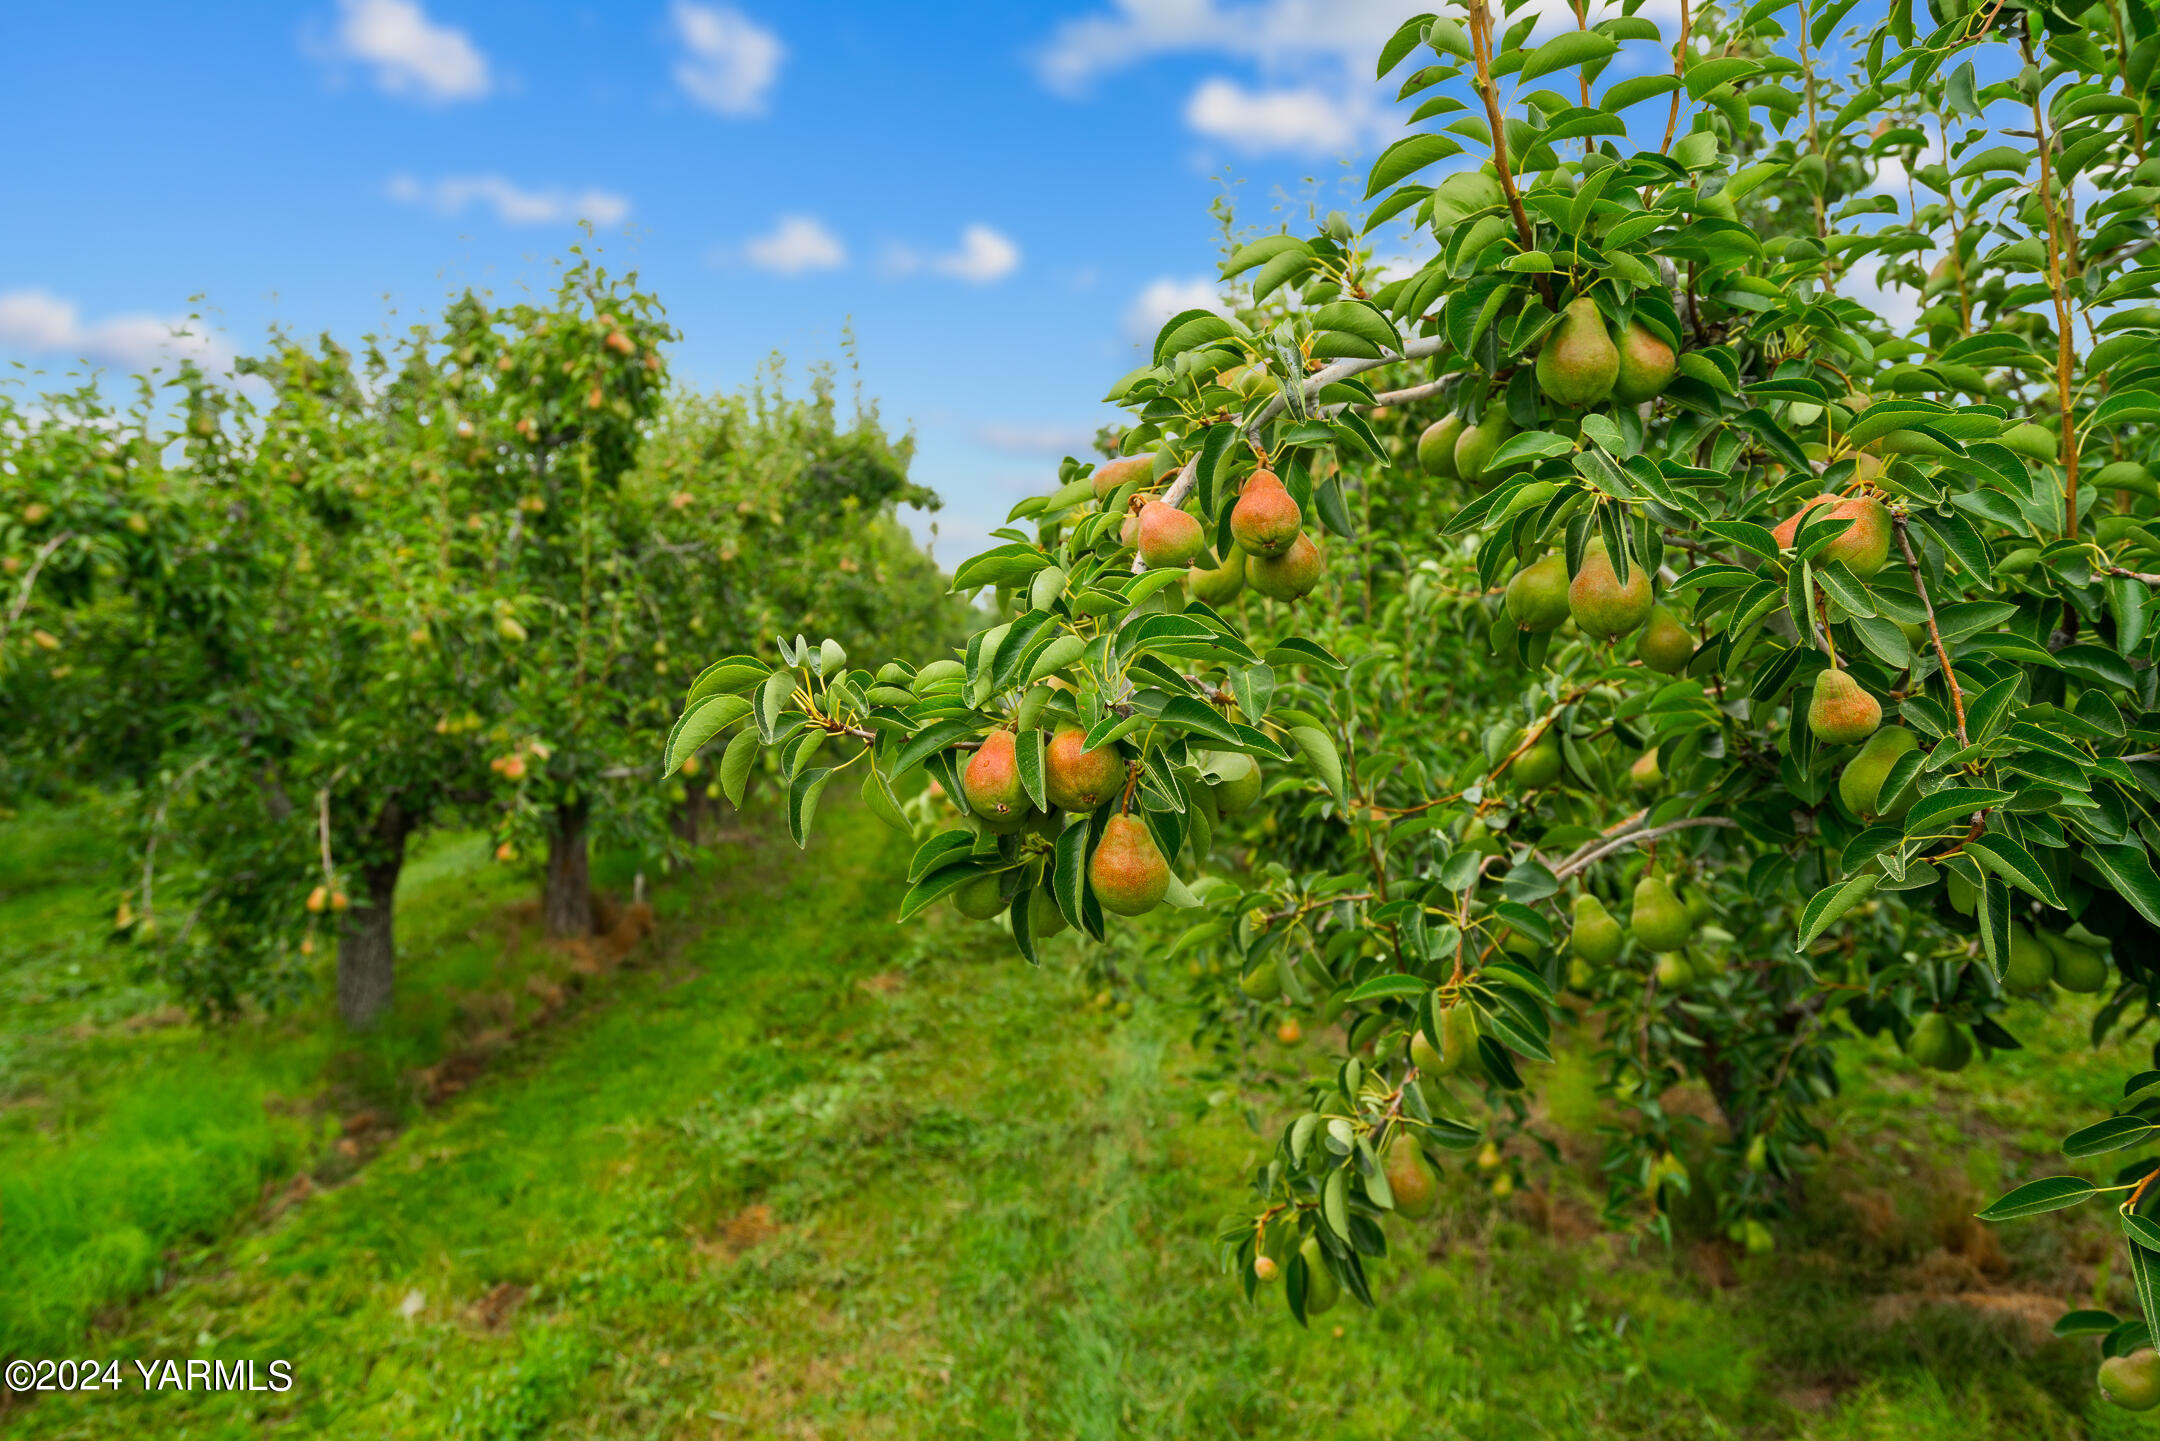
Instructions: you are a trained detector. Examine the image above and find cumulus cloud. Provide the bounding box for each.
[387,174,630,227]
[1036,0,1420,94]
[742,214,846,274]
[325,0,491,102]
[0,290,227,371]
[885,225,1022,284]
[1185,77,1366,152]
[1124,276,1224,342]
[671,1,784,116]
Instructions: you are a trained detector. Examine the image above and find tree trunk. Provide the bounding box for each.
[337,801,410,1029]
[545,801,593,937]
[675,784,709,846]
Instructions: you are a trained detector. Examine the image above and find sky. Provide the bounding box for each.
[2,0,1965,566]
[0,0,1468,564]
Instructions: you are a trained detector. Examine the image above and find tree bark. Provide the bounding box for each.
[337,800,411,1029]
[545,800,593,937]
[675,784,709,846]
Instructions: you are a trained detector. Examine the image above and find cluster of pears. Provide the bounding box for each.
[1415,295,1679,487]
[1408,997,1484,1082]
[1567,873,1717,988]
[1502,542,1692,665]
[1944,877,2115,994]
[957,728,1264,924]
[1112,458,1322,604]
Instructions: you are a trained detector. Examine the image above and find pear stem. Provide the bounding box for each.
[1892,513,1969,747]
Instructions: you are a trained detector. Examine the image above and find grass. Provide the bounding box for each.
[3,796,2155,1437]
[0,799,652,1360]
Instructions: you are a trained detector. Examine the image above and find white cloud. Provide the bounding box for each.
[0,290,226,371]
[742,214,846,274]
[885,225,1022,284]
[328,0,491,102]
[1185,77,1363,152]
[977,422,1099,454]
[671,1,784,116]
[1124,276,1224,342]
[1037,0,1420,94]
[387,173,630,227]
[933,225,1021,284]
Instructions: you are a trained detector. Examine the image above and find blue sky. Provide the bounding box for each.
[0,0,1467,562]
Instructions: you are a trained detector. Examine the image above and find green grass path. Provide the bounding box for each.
[7,802,2151,1439]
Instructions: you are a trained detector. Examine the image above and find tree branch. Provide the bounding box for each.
[1893,513,1967,746]
[1553,817,1738,881]
[1,529,75,650]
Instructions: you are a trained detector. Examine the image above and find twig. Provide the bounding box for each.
[317,787,336,882]
[1658,0,1692,155]
[1245,336,1448,443]
[1553,817,1738,881]
[1893,513,1967,746]
[0,529,75,650]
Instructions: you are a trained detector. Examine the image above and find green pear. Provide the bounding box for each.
[1808,668,1881,746]
[1569,539,1652,640]
[2003,921,2053,993]
[1385,1138,1438,1218]
[1635,606,1694,673]
[2042,930,2110,993]
[1454,408,1515,485]
[1535,296,1619,408]
[1837,727,1919,820]
[1631,874,1693,952]
[1611,320,1678,404]
[1505,553,1573,632]
[1298,1236,1340,1314]
[1906,1012,1973,1071]
[1187,545,1246,605]
[1571,894,1623,965]
[1418,416,1465,478]
[1512,729,1563,789]
[1654,952,1694,991]
[2100,1350,2160,1411]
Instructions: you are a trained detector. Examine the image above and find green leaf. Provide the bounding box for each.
[2062,1115,2159,1158]
[1364,132,1468,198]
[663,692,751,776]
[681,656,773,707]
[1901,787,2010,836]
[1519,30,1619,83]
[1291,725,1346,802]
[2087,844,2160,928]
[950,543,1052,592]
[1017,727,1047,812]
[2054,1309,2122,1338]
[860,763,910,833]
[1601,73,1682,111]
[1159,695,1246,747]
[719,728,760,808]
[1347,973,1431,1003]
[1974,1175,2098,1221]
[898,863,981,922]
[1968,832,2063,908]
[1796,872,1878,947]
[787,767,834,848]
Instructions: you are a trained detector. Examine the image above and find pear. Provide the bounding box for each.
[1136,500,1204,569]
[1635,606,1694,673]
[1654,952,1694,991]
[951,873,1007,920]
[1187,545,1246,605]
[2042,931,2110,993]
[1511,729,1562,789]
[1568,539,1653,640]
[2100,1350,2160,1411]
[1045,727,1126,812]
[1906,1012,1972,1071]
[963,730,1032,832]
[2003,921,2053,993]
[1410,1001,1480,1077]
[1631,873,1693,952]
[1504,554,1572,632]
[1247,532,1323,601]
[1682,886,1714,927]
[1418,416,1465,478]
[1944,868,1976,915]
[1089,814,1169,916]
[1838,727,1919,820]
[1028,886,1068,939]
[1230,469,1302,558]
[1238,962,1282,1001]
[1628,747,1663,791]
[1090,454,1152,501]
[1536,296,1619,408]
[1570,894,1623,965]
[1298,1236,1340,1315]
[1210,752,1263,813]
[1454,408,1515,485]
[1611,320,1678,404]
[1808,668,1882,746]
[1385,1138,1438,1218]
[1772,493,1892,577]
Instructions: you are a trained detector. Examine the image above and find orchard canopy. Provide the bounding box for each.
[662,0,2160,1378]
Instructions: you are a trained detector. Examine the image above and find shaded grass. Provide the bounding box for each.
[0,801,667,1358]
[4,796,2151,1437]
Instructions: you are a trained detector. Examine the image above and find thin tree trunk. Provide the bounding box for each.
[675,785,709,846]
[545,801,593,937]
[337,801,410,1029]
